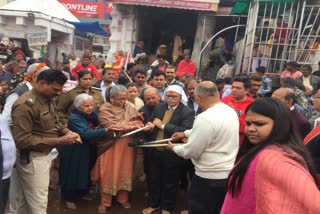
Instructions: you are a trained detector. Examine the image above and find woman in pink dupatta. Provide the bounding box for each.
[221,98,320,214]
[91,85,144,214]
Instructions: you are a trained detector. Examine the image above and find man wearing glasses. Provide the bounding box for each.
[142,85,194,214]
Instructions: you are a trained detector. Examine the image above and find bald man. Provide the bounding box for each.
[272,88,311,138]
[168,81,239,214]
[139,87,162,188]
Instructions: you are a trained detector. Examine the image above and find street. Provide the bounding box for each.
[47,151,188,214]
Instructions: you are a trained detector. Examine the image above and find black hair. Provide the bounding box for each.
[134,69,147,76]
[255,66,266,74]
[36,69,67,85]
[286,61,299,69]
[301,64,313,73]
[151,70,166,79]
[233,74,252,89]
[127,63,136,70]
[227,98,319,197]
[250,74,262,82]
[78,70,93,79]
[224,77,232,84]
[215,78,225,85]
[102,67,114,76]
[281,77,305,91]
[126,82,138,89]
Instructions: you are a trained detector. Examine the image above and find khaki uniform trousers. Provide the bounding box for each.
[14,152,52,214]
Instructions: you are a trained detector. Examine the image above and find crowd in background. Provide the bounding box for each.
[0,34,320,214]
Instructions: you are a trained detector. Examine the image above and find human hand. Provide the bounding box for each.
[106,125,123,134]
[144,122,155,131]
[59,132,81,145]
[171,132,186,142]
[167,141,176,151]
[153,118,163,129]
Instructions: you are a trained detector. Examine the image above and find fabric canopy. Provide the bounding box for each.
[109,0,219,11]
[231,0,296,15]
[67,21,111,37]
[0,0,79,22]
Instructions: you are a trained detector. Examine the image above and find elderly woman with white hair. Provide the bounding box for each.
[59,93,118,210]
[91,85,144,213]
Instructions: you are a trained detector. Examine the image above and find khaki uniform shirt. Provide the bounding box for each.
[11,88,70,153]
[56,85,104,125]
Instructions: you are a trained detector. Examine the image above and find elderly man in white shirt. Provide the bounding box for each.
[168,81,239,214]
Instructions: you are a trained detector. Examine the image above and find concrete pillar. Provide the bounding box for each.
[191,12,216,74]
[107,4,137,64]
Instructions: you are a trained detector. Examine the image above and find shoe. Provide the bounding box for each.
[65,201,77,210]
[119,202,131,209]
[97,205,107,214]
[142,207,160,214]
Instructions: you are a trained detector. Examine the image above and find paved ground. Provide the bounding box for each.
[47,150,188,214]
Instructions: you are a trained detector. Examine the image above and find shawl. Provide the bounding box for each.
[96,101,140,156]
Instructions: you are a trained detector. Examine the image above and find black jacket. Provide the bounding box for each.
[151,102,195,141]
[187,97,202,116]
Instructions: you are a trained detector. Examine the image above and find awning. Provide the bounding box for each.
[109,0,220,11]
[231,0,296,15]
[67,21,111,37]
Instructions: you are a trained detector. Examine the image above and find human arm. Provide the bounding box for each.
[172,117,211,159]
[55,92,72,125]
[258,77,272,95]
[255,149,320,213]
[2,93,19,126]
[12,104,79,151]
[163,107,195,138]
[68,114,107,142]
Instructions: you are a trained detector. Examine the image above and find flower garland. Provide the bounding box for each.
[24,62,46,82]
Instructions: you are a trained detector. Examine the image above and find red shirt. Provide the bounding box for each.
[176,59,196,78]
[71,63,101,80]
[221,95,254,144]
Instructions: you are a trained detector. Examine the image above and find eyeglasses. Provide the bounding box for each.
[166,95,179,99]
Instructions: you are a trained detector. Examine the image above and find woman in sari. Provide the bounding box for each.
[221,98,320,214]
[91,85,144,213]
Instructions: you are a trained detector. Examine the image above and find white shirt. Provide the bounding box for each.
[3,82,33,125]
[173,102,239,179]
[0,115,16,179]
[100,81,116,102]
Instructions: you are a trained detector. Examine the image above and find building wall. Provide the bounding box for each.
[192,13,216,74]
[0,0,13,7]
[107,4,137,64]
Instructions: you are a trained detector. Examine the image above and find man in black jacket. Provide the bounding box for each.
[142,85,194,214]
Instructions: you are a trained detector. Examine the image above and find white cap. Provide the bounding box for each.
[25,63,50,77]
[163,85,188,105]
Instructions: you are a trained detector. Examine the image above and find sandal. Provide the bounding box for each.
[119,202,131,209]
[65,201,77,210]
[142,207,160,214]
[97,205,107,214]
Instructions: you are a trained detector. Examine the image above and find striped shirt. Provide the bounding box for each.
[0,114,16,179]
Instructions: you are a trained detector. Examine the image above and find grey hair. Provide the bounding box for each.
[194,82,218,97]
[144,87,160,96]
[109,85,127,97]
[284,88,296,104]
[73,93,93,108]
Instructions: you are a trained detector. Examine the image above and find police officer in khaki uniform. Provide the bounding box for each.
[56,70,104,125]
[11,69,81,214]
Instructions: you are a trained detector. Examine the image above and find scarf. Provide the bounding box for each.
[72,108,99,127]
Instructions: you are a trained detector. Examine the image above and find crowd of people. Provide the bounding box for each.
[0,35,320,214]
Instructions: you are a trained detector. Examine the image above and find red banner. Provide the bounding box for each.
[109,0,218,11]
[58,0,105,19]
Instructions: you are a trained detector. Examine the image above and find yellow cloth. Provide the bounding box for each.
[156,110,174,151]
[303,76,311,88]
